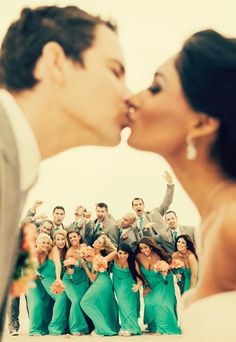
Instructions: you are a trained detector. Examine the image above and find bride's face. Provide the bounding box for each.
[127,56,197,158]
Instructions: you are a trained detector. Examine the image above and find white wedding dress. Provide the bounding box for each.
[180,291,236,341]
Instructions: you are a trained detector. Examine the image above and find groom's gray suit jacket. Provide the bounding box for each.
[0,104,29,337]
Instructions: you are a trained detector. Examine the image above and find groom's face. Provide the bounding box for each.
[59,24,130,147]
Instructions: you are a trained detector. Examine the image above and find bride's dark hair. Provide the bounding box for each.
[175,29,236,180]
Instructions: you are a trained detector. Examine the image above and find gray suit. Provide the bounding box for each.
[0,105,29,336]
[115,227,139,252]
[67,221,93,246]
[91,216,118,247]
[133,184,175,238]
[155,225,197,254]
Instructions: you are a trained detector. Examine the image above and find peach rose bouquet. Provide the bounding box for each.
[92,255,108,272]
[153,260,170,285]
[63,257,78,283]
[51,279,65,294]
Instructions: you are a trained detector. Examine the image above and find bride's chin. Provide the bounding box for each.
[127,134,156,153]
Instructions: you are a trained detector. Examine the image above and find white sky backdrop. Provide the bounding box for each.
[1,0,236,225]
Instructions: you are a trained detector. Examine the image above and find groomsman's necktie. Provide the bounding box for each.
[94,222,100,235]
[172,230,178,242]
[118,228,122,241]
[137,216,144,240]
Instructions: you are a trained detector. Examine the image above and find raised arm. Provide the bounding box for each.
[156,171,175,216]
[104,251,117,263]
[26,200,43,218]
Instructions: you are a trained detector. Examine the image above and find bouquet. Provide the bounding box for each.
[92,255,108,272]
[63,257,78,283]
[153,260,170,273]
[153,260,170,285]
[83,246,95,262]
[77,244,88,260]
[170,259,185,294]
[170,259,185,272]
[10,222,38,297]
[51,280,65,294]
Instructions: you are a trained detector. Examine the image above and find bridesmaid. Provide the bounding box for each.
[172,234,198,294]
[80,235,120,336]
[40,229,68,335]
[136,237,181,335]
[27,233,53,336]
[63,230,90,335]
[109,242,142,336]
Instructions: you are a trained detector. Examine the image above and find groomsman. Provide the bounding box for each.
[51,206,66,234]
[91,203,118,246]
[132,171,175,239]
[67,206,93,245]
[156,210,197,254]
[116,212,138,251]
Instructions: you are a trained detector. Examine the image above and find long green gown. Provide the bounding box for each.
[140,265,181,335]
[40,258,68,335]
[80,270,120,335]
[27,261,53,335]
[63,260,90,334]
[112,261,141,335]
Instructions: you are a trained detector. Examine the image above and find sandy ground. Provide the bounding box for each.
[2,297,183,342]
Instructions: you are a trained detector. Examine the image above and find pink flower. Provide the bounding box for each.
[63,257,78,267]
[51,280,65,294]
[153,260,170,273]
[92,255,108,272]
[10,273,35,297]
[78,244,88,259]
[170,259,185,269]
[84,247,95,261]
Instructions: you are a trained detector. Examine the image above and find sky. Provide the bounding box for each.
[1,0,236,225]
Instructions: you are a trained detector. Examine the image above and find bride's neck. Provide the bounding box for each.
[168,158,227,216]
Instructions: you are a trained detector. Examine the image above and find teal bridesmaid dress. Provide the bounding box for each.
[173,267,191,295]
[40,258,68,335]
[27,261,53,335]
[182,268,191,293]
[140,265,181,335]
[112,261,141,335]
[80,270,120,335]
[63,260,90,334]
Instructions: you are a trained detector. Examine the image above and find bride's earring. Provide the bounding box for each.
[185,135,197,160]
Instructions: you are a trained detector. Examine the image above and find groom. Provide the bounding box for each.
[0,5,129,337]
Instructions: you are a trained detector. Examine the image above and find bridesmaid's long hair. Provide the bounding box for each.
[136,237,171,263]
[175,234,198,260]
[118,242,143,282]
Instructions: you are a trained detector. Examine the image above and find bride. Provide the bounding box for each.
[126,29,236,340]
